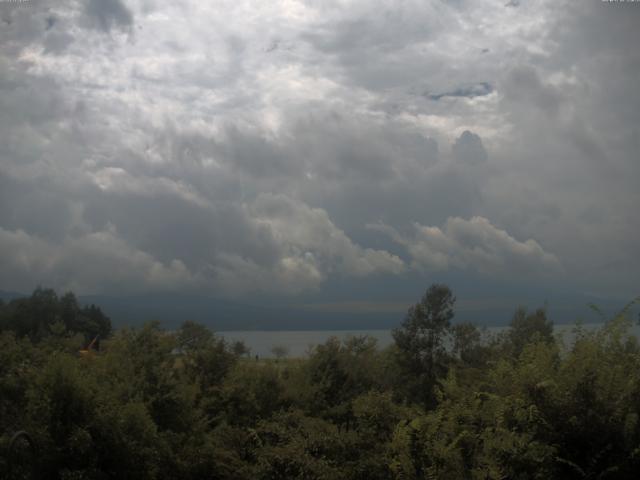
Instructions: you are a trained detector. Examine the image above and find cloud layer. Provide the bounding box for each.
[371,217,560,276]
[0,0,638,299]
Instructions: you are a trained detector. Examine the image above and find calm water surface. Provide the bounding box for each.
[219,323,640,358]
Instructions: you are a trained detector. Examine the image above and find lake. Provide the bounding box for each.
[218,323,640,358]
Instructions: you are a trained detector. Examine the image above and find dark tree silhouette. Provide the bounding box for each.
[393,283,455,408]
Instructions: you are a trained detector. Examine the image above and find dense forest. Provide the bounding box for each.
[1,286,639,479]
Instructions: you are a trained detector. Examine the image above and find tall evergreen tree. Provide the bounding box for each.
[393,284,455,408]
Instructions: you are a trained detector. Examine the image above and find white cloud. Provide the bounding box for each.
[248,194,405,276]
[371,216,561,277]
[204,193,406,295]
[88,167,211,208]
[0,226,196,294]
[0,193,406,296]
[209,251,324,296]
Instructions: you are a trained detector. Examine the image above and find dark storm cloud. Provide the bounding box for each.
[43,30,75,54]
[80,187,283,272]
[298,2,449,92]
[0,0,637,299]
[85,0,133,32]
[503,66,564,117]
[452,131,488,164]
[0,173,75,242]
[214,125,304,179]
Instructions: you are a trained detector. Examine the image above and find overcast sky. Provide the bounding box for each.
[0,0,638,310]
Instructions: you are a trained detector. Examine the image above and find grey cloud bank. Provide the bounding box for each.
[0,1,637,316]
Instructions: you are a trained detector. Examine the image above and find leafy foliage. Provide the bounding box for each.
[1,285,639,479]
[0,288,111,343]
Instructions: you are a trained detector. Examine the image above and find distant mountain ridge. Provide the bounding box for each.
[2,288,634,331]
[78,293,401,331]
